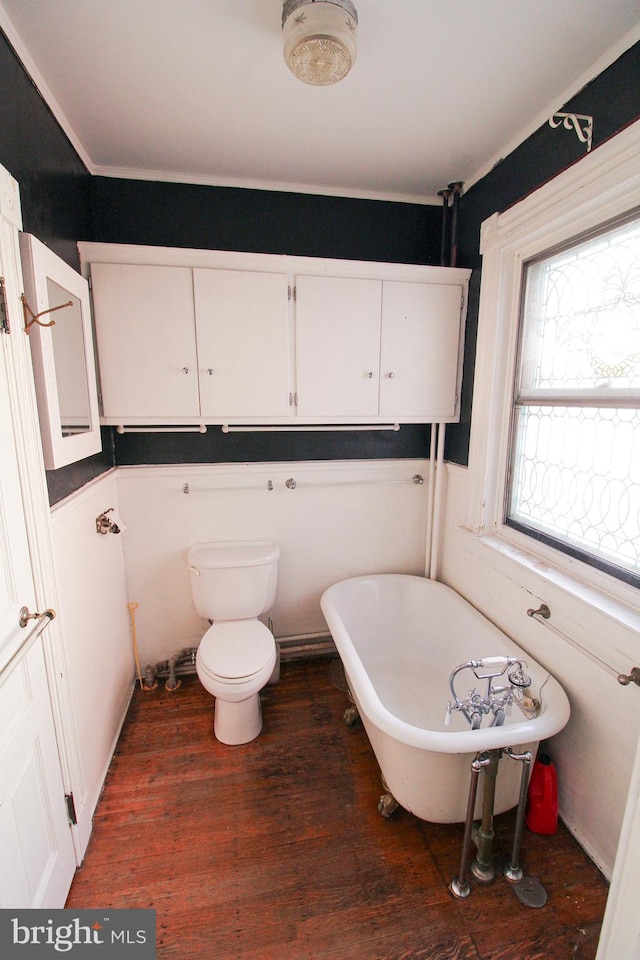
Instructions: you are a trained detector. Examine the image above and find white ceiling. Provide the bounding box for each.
[2,0,640,204]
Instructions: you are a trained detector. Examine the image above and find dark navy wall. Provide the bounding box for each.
[447,40,640,464]
[91,177,442,265]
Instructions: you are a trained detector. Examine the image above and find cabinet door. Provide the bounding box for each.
[379,281,463,420]
[295,275,382,418]
[193,269,290,418]
[91,263,199,419]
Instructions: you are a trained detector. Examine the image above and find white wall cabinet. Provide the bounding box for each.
[91,263,199,419]
[91,262,291,422]
[82,244,470,426]
[379,280,464,420]
[294,275,382,418]
[294,275,464,420]
[193,268,290,419]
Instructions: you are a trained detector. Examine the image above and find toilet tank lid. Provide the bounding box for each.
[188,540,279,569]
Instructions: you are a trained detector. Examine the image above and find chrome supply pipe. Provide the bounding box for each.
[503,748,533,883]
[450,752,491,899]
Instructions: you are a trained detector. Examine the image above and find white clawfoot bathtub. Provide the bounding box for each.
[320,574,570,823]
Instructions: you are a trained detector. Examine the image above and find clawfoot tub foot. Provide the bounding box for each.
[343,704,360,726]
[378,792,399,818]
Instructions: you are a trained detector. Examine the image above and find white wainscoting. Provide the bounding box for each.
[115,459,430,668]
[439,461,640,879]
[50,470,134,852]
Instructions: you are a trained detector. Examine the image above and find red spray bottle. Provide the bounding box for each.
[526,752,558,835]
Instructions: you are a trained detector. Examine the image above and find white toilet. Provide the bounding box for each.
[187,540,279,745]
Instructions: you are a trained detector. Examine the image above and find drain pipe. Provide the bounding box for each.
[471,749,501,883]
[437,188,452,266]
[448,181,464,268]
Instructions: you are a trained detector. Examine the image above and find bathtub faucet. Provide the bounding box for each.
[446,657,532,730]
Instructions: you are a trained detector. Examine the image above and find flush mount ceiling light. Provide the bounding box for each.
[282,0,358,86]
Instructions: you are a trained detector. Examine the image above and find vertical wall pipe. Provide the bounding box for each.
[425,423,438,578]
[448,181,464,268]
[429,423,446,580]
[437,188,452,266]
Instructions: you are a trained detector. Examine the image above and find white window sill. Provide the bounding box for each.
[459,523,640,677]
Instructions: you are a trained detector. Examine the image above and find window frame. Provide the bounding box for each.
[503,211,640,588]
[466,118,640,616]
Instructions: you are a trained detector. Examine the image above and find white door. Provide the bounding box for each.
[595,723,640,959]
[91,262,200,420]
[294,275,382,418]
[379,281,463,420]
[194,268,291,418]
[0,164,76,906]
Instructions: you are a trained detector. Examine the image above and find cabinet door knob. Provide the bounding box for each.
[182,367,189,374]
[207,368,214,376]
[366,371,375,378]
[386,372,395,379]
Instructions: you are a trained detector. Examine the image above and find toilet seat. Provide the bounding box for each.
[198,620,275,683]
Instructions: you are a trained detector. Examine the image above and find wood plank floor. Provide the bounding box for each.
[66,659,609,959]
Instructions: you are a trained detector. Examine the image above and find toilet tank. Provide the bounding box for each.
[188,541,279,621]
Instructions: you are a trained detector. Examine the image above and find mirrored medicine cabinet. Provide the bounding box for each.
[20,233,101,470]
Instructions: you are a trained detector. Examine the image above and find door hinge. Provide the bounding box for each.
[65,792,78,826]
[0,276,11,334]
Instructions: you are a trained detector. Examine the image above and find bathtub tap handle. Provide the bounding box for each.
[474,657,511,676]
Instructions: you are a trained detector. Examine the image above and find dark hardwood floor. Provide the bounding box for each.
[66,658,609,959]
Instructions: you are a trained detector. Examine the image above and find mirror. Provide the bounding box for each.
[20,233,101,469]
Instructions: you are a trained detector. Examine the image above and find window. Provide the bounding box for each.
[506,214,640,587]
[468,119,640,607]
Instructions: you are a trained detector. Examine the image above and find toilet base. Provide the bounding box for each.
[213,692,263,745]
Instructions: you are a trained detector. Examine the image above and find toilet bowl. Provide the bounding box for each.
[188,541,279,745]
[196,620,277,744]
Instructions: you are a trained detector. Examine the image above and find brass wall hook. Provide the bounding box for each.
[21,293,73,334]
